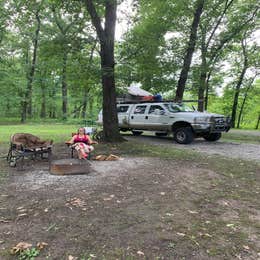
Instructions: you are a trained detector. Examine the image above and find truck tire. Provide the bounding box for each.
[155,132,168,137]
[174,127,194,144]
[132,130,143,136]
[203,133,221,141]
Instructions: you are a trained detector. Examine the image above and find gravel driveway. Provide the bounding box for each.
[125,134,260,162]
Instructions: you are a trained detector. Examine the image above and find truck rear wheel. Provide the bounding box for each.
[203,133,221,141]
[174,127,194,144]
[132,130,143,136]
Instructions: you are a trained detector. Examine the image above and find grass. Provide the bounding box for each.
[222,130,260,144]
[0,124,83,146]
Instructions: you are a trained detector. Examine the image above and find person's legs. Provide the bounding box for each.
[75,143,87,159]
[82,145,94,159]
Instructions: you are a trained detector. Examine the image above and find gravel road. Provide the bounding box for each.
[125,134,260,162]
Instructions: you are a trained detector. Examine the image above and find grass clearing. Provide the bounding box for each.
[222,129,260,144]
[0,124,81,146]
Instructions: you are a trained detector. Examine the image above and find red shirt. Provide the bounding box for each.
[73,134,90,145]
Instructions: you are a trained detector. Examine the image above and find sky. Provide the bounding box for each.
[115,0,135,40]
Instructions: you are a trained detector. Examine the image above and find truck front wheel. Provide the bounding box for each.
[174,127,194,144]
[203,133,221,141]
[132,130,143,136]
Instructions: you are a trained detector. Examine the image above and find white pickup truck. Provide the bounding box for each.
[98,102,231,144]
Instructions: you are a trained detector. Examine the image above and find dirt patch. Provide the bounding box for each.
[9,158,150,191]
[0,143,259,259]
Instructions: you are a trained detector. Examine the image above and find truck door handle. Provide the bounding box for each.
[145,116,148,120]
[131,116,134,119]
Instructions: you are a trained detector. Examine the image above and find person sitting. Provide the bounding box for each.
[67,128,98,159]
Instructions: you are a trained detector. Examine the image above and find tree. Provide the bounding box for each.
[11,1,44,122]
[83,0,123,142]
[175,0,205,102]
[236,75,257,128]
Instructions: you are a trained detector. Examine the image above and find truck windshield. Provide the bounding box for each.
[164,103,194,112]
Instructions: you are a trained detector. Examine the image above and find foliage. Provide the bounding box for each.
[18,248,40,260]
[0,0,259,128]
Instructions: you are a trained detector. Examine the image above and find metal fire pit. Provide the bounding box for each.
[50,159,91,175]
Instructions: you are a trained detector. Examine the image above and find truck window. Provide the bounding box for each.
[165,103,193,112]
[134,105,147,114]
[149,105,165,114]
[117,106,129,113]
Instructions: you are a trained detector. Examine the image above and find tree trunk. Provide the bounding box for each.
[40,81,46,118]
[61,50,68,120]
[26,9,41,118]
[198,31,207,111]
[84,0,123,142]
[49,82,57,119]
[236,78,254,128]
[256,115,260,130]
[231,68,247,128]
[81,86,88,119]
[175,0,205,102]
[204,70,212,111]
[21,44,30,123]
[231,39,248,128]
[100,41,122,142]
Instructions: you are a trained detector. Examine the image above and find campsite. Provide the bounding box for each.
[0,0,259,259]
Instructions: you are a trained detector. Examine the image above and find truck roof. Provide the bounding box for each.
[116,99,201,105]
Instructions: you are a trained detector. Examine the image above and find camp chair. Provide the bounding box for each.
[65,127,97,159]
[6,133,53,168]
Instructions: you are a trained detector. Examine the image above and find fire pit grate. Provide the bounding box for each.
[50,159,91,175]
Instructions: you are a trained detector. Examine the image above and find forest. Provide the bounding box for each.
[0,0,259,136]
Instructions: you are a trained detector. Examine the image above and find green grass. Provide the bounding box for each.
[222,131,260,144]
[0,123,81,145]
[0,117,97,125]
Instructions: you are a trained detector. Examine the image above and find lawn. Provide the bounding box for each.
[222,129,260,144]
[0,124,82,146]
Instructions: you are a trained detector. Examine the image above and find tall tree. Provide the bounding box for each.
[83,0,123,142]
[198,0,234,111]
[236,76,257,128]
[19,2,42,122]
[52,7,78,120]
[175,0,205,102]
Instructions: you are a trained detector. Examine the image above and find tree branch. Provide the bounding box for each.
[206,0,234,50]
[210,7,258,64]
[83,0,105,42]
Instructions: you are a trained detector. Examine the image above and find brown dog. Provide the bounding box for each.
[11,133,53,148]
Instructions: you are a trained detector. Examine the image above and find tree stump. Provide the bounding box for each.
[50,159,91,175]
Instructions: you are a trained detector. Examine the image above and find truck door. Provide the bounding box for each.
[145,104,169,130]
[129,104,148,129]
[117,105,130,127]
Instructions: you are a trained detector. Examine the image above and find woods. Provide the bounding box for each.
[0,0,259,138]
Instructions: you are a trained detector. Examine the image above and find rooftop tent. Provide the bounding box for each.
[127,84,152,96]
[117,83,153,102]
